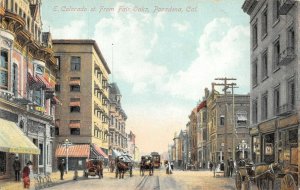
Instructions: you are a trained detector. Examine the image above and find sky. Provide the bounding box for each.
[41,0,250,155]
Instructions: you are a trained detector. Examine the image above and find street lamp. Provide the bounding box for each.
[62,139,72,173]
[220,143,224,162]
[238,140,248,159]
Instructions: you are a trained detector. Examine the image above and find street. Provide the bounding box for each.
[45,168,235,190]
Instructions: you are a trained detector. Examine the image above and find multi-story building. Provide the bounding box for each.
[53,40,110,168]
[0,0,57,179]
[196,88,209,168]
[207,86,250,163]
[108,82,128,158]
[242,0,300,183]
[127,130,136,158]
[187,108,198,168]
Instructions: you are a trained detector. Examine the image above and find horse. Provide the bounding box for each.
[115,157,132,179]
[141,159,154,176]
[254,162,282,190]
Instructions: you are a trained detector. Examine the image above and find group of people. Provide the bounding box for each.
[12,156,32,189]
[208,158,235,177]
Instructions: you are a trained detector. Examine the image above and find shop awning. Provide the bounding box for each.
[92,144,108,159]
[69,101,80,107]
[69,80,80,85]
[36,74,53,89]
[112,149,121,158]
[0,118,40,154]
[69,123,80,128]
[55,144,90,158]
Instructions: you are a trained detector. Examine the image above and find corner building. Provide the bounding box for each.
[243,0,300,185]
[53,40,110,168]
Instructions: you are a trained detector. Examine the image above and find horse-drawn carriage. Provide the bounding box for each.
[84,159,103,179]
[235,159,298,190]
[115,155,133,179]
[140,155,154,176]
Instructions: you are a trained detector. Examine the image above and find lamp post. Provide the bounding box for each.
[62,139,72,174]
[220,142,224,162]
[239,140,248,159]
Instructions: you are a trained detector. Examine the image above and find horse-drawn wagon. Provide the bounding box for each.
[115,154,133,179]
[84,159,103,179]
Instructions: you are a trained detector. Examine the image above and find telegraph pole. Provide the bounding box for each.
[214,77,236,177]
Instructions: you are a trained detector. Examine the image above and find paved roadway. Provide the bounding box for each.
[45,168,236,190]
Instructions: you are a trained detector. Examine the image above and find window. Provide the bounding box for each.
[0,152,6,174]
[273,0,280,23]
[273,86,280,115]
[35,65,44,75]
[55,56,61,71]
[12,63,18,96]
[33,88,42,106]
[288,79,295,107]
[0,50,8,90]
[252,60,258,86]
[288,27,295,49]
[220,115,225,126]
[262,50,268,80]
[262,92,268,120]
[39,143,43,166]
[70,85,80,92]
[252,23,258,48]
[55,127,59,136]
[70,128,80,135]
[273,40,280,70]
[262,8,268,37]
[70,106,80,112]
[71,56,80,71]
[55,84,60,92]
[252,99,258,123]
[236,111,247,126]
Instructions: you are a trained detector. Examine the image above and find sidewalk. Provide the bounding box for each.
[0,170,82,190]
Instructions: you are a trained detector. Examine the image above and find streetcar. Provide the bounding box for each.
[150,152,161,168]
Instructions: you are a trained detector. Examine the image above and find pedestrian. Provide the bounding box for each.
[209,162,213,171]
[170,162,174,171]
[58,159,65,180]
[229,158,234,177]
[13,156,21,181]
[203,162,206,170]
[22,161,32,189]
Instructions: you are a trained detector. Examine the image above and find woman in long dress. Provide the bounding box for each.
[22,161,32,189]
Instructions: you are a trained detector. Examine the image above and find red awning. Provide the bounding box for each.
[197,100,207,112]
[92,144,108,158]
[27,73,39,84]
[69,80,80,85]
[52,96,62,105]
[69,123,80,128]
[36,74,53,89]
[55,144,90,158]
[69,101,80,107]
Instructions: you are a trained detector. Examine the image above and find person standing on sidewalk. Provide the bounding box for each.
[13,156,21,181]
[22,161,32,189]
[228,158,234,177]
[58,159,65,180]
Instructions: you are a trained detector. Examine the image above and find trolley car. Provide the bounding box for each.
[150,152,161,168]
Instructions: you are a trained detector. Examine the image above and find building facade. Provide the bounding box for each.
[242,0,300,184]
[53,40,110,166]
[0,0,57,179]
[108,83,128,158]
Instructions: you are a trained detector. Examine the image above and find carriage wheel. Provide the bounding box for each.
[235,171,242,190]
[281,174,297,190]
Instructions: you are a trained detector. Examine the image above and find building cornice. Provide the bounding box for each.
[242,0,258,15]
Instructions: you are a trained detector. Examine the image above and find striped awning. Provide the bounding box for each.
[69,80,80,85]
[55,144,90,158]
[69,123,80,128]
[27,73,39,85]
[36,74,53,89]
[0,118,40,154]
[92,144,108,159]
[69,101,80,107]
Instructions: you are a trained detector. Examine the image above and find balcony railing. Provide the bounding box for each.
[279,0,296,15]
[279,47,296,66]
[276,103,295,116]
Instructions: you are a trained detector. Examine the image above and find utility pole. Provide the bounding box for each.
[214,77,236,177]
[231,85,239,161]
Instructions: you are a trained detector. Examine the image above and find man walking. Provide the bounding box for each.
[13,156,21,181]
[58,159,65,180]
[229,158,234,177]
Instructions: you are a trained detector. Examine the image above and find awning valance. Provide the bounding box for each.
[92,144,108,159]
[36,74,53,89]
[55,144,89,158]
[69,80,80,85]
[0,118,40,154]
[69,101,80,107]
[69,123,80,128]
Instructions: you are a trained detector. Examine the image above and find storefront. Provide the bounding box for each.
[0,118,40,179]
